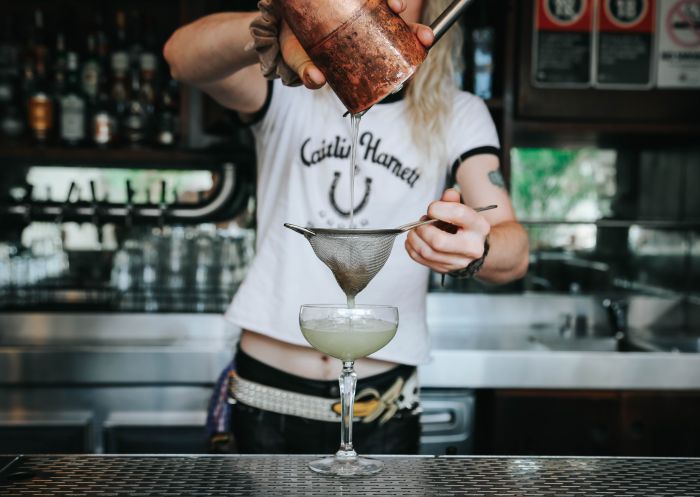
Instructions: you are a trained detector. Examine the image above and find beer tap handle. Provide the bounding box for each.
[158,180,168,229]
[90,180,104,245]
[66,182,77,202]
[90,181,98,203]
[22,185,34,224]
[56,182,77,224]
[160,180,167,206]
[126,181,134,203]
[125,180,134,229]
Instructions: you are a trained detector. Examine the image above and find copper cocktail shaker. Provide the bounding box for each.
[275,0,475,114]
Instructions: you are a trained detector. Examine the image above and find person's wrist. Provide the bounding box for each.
[447,235,490,279]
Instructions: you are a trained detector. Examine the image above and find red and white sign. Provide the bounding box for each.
[537,0,595,31]
[595,0,656,87]
[599,0,656,32]
[533,0,595,86]
[657,0,700,87]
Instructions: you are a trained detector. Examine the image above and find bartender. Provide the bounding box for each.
[164,0,528,454]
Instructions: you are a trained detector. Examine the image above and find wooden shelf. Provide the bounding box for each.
[512,120,700,148]
[485,98,504,111]
[0,142,253,169]
[520,219,700,229]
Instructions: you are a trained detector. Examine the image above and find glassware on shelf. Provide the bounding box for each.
[106,223,255,313]
[141,233,159,312]
[219,236,243,290]
[194,225,215,290]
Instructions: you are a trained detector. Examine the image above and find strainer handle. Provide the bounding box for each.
[284,223,317,237]
[398,205,498,232]
[398,218,439,231]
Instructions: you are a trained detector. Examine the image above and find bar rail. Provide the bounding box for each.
[0,454,698,496]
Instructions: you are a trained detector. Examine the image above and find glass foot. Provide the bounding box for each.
[308,454,383,476]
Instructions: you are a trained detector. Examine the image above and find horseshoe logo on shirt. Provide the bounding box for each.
[329,171,372,218]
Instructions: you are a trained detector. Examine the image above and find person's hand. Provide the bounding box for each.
[280,0,435,90]
[405,189,491,273]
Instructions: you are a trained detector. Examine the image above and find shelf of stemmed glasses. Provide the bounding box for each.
[0,285,237,314]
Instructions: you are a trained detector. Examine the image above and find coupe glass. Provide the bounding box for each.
[299,304,399,476]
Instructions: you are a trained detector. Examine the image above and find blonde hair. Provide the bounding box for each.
[405,0,464,163]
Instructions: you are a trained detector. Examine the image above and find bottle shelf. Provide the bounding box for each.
[512,120,700,148]
[0,141,248,169]
[520,219,700,229]
[485,98,504,111]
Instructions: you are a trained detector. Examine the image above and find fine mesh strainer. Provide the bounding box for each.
[284,205,496,299]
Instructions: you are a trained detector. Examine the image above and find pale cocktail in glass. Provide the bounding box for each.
[299,304,398,476]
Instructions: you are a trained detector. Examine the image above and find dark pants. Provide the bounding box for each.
[231,349,421,454]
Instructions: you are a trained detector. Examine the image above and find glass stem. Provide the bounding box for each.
[337,360,357,458]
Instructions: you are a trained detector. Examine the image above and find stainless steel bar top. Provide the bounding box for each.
[1,454,699,497]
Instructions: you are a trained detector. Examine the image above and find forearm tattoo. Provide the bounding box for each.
[488,170,506,189]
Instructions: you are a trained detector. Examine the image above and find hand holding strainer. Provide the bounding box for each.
[285,205,497,299]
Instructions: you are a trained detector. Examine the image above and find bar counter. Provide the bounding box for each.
[1,454,698,496]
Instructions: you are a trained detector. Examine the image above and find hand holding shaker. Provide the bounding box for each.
[274,0,475,114]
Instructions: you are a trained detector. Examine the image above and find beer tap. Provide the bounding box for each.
[56,182,77,225]
[125,180,135,230]
[90,180,104,246]
[21,185,34,224]
[158,180,168,230]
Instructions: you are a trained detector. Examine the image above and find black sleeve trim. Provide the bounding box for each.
[450,146,501,184]
[239,79,274,126]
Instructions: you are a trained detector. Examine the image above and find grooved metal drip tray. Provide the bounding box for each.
[2,455,699,497]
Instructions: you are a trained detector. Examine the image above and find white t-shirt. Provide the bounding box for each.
[225,80,499,365]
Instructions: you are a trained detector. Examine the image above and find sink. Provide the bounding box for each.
[426,293,699,354]
[527,325,618,352]
[430,325,618,353]
[626,329,700,353]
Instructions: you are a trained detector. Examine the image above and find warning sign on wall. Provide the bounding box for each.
[595,0,656,88]
[656,0,700,87]
[533,0,595,86]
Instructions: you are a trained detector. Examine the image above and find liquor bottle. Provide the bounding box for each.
[0,14,18,66]
[121,69,147,145]
[0,15,23,138]
[20,55,35,108]
[0,102,24,139]
[28,9,49,64]
[59,52,87,146]
[138,53,157,132]
[91,83,116,147]
[28,49,54,144]
[127,11,144,69]
[110,51,130,119]
[53,33,68,96]
[155,79,179,147]
[81,34,101,103]
[113,10,129,61]
[95,14,110,88]
[0,17,24,139]
[0,15,20,106]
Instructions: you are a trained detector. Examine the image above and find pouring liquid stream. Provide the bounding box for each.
[347,113,363,309]
[349,113,361,230]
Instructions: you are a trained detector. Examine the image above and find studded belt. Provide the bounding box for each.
[228,370,420,424]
